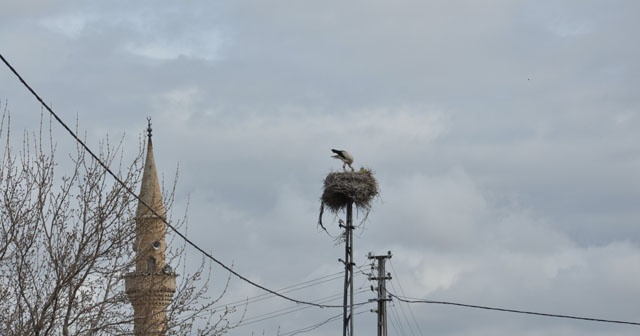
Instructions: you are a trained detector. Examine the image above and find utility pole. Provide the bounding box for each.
[320,168,378,336]
[339,202,355,336]
[368,251,392,336]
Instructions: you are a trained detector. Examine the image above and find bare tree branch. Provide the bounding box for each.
[0,105,244,335]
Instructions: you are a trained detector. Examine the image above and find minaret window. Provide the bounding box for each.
[147,256,156,272]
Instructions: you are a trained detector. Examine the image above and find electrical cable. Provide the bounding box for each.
[0,52,343,309]
[389,292,640,326]
[216,272,343,311]
[388,280,417,336]
[277,309,370,336]
[389,260,424,336]
[388,297,408,336]
[236,278,374,330]
[238,276,374,325]
[239,293,344,326]
[278,312,342,336]
[238,289,369,327]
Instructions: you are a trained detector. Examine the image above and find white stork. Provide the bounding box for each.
[331,149,354,172]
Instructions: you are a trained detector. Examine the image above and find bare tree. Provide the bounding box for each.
[0,105,241,335]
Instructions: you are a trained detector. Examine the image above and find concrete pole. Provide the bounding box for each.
[369,251,392,336]
[342,202,355,336]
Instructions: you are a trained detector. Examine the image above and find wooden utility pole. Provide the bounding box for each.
[369,251,392,336]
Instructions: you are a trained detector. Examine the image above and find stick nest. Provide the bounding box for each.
[318,169,379,229]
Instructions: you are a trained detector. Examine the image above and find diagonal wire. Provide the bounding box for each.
[0,52,342,309]
[388,280,416,336]
[278,309,370,336]
[389,260,424,335]
[239,289,369,327]
[216,272,343,311]
[388,297,408,336]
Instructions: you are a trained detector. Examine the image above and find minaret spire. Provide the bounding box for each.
[125,119,176,335]
[136,117,166,220]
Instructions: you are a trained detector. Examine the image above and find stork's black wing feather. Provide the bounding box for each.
[331,149,346,160]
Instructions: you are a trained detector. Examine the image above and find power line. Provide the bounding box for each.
[238,289,370,327]
[387,299,408,336]
[216,272,343,311]
[237,277,375,329]
[239,292,344,327]
[389,293,640,326]
[278,312,343,336]
[0,52,342,309]
[389,260,423,336]
[388,281,416,336]
[277,309,370,336]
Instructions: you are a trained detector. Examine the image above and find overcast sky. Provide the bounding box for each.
[2,1,640,335]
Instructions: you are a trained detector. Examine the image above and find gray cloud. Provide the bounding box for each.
[2,1,639,335]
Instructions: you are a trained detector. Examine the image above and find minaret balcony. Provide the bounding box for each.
[124,271,177,299]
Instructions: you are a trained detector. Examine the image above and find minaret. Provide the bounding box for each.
[125,119,177,335]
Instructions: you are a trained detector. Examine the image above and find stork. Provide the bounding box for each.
[331,149,354,172]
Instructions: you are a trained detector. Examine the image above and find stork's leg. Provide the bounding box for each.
[342,163,347,171]
[349,164,354,172]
